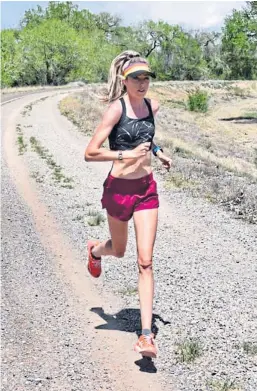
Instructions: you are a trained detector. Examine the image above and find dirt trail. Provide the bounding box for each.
[2,92,167,391]
[2,89,257,391]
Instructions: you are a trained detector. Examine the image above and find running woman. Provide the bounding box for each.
[84,50,172,358]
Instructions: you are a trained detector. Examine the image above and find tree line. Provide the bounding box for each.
[1,1,257,87]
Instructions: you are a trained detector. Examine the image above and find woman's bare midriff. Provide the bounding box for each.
[110,151,152,179]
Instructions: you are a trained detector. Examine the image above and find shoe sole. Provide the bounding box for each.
[134,345,157,358]
[140,350,157,358]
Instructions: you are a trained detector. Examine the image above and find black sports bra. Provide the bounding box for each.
[108,97,155,151]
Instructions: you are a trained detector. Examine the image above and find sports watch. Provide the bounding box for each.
[153,146,163,156]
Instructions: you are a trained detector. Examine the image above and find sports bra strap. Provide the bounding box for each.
[119,97,126,117]
[144,98,154,118]
[119,97,153,118]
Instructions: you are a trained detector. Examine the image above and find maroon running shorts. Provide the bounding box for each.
[101,172,159,221]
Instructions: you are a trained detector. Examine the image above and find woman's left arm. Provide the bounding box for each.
[151,99,172,170]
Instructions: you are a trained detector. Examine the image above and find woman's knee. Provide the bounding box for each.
[137,256,153,273]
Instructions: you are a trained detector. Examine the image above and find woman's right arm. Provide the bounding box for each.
[84,100,124,162]
[84,101,150,162]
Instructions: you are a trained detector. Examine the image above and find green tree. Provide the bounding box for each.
[3,2,121,86]
[145,22,208,80]
[67,29,119,83]
[45,1,77,22]
[193,31,228,78]
[16,19,79,85]
[20,1,118,34]
[112,20,208,79]
[3,1,257,87]
[20,5,45,28]
[94,12,121,35]
[1,29,20,87]
[222,1,257,79]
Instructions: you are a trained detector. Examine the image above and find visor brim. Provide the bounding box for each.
[127,70,156,79]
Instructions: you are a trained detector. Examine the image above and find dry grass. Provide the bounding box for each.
[2,85,55,94]
[174,338,202,363]
[86,209,105,226]
[59,88,105,136]
[242,341,257,356]
[207,379,241,391]
[119,286,138,296]
[59,80,257,224]
[1,84,83,95]
[149,80,257,224]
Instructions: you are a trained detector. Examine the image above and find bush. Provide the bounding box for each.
[188,89,209,112]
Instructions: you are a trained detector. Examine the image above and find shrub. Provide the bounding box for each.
[188,89,209,112]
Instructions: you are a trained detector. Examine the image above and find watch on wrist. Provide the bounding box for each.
[118,151,123,160]
[153,146,163,156]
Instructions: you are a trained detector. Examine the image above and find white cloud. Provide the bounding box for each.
[81,1,246,30]
[1,1,247,31]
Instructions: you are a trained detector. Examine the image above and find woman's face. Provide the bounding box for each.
[123,73,150,98]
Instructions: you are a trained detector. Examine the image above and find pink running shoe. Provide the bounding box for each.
[134,334,157,358]
[87,240,101,278]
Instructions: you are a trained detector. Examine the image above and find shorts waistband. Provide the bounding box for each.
[108,172,153,184]
[104,172,154,194]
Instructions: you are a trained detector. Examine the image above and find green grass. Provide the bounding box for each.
[208,379,239,391]
[86,210,105,226]
[119,286,138,296]
[31,171,44,183]
[165,172,195,189]
[29,137,74,188]
[243,111,257,119]
[16,124,27,155]
[17,135,27,155]
[21,103,33,116]
[30,136,47,157]
[242,341,257,355]
[175,338,202,363]
[21,97,48,117]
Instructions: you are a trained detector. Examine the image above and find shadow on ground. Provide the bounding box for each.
[90,307,171,373]
[219,116,257,124]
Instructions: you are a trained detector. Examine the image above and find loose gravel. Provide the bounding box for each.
[2,91,257,391]
[1,159,101,391]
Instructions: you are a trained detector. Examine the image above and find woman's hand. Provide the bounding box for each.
[157,152,172,170]
[127,142,151,159]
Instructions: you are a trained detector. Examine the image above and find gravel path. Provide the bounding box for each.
[1,160,99,390]
[2,90,257,391]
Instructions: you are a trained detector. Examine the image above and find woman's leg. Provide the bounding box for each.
[91,213,128,258]
[133,208,158,331]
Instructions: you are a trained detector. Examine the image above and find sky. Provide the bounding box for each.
[1,1,247,31]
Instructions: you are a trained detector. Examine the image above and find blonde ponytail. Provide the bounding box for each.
[103,50,147,103]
